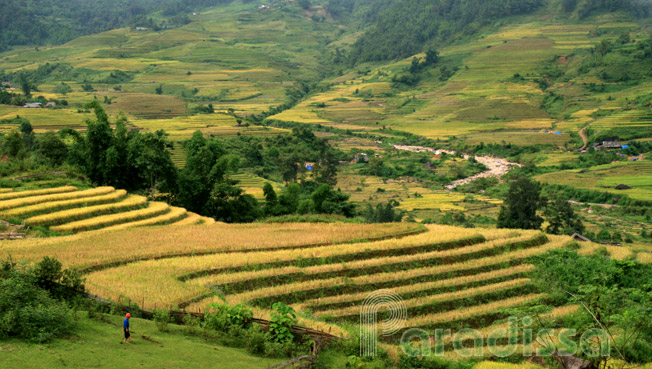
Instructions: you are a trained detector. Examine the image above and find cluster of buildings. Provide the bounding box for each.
[23,102,57,108]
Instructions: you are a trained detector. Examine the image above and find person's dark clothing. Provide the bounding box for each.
[124,318,130,339]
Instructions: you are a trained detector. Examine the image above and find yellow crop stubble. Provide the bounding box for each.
[403,294,546,327]
[1,190,128,218]
[0,186,77,201]
[50,201,169,232]
[319,278,532,318]
[100,206,187,231]
[303,264,535,309]
[0,187,113,211]
[25,195,146,226]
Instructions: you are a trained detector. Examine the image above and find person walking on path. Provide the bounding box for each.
[123,313,134,343]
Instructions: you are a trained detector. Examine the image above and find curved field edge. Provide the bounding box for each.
[0,222,424,272]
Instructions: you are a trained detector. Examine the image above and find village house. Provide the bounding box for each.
[23,102,43,108]
[351,153,369,164]
[593,141,621,150]
[45,102,57,108]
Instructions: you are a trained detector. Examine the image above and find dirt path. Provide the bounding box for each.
[568,200,619,209]
[392,145,520,189]
[578,126,589,150]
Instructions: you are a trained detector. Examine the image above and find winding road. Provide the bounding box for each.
[392,144,520,189]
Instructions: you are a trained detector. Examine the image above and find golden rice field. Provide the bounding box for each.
[0,185,211,233]
[0,208,648,343]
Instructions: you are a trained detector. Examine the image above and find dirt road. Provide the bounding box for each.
[392,144,520,189]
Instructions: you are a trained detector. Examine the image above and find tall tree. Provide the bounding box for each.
[544,196,585,235]
[497,177,545,230]
[84,101,113,184]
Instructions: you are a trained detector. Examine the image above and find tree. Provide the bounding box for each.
[155,84,163,95]
[311,184,356,217]
[425,49,439,65]
[19,120,36,151]
[544,196,585,235]
[38,132,68,166]
[298,0,311,10]
[263,182,283,216]
[497,177,545,229]
[2,130,23,157]
[204,181,261,223]
[364,201,404,223]
[280,154,299,183]
[84,101,114,184]
[18,74,31,97]
[314,146,338,186]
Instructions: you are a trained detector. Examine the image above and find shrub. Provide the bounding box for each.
[269,302,296,343]
[153,309,171,332]
[0,276,74,342]
[245,324,268,356]
[203,303,253,333]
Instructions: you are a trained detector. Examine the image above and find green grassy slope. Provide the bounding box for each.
[272,12,651,146]
[0,313,281,369]
[0,0,343,134]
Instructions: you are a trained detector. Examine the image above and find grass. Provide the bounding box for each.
[0,106,92,134]
[535,161,652,201]
[0,312,281,369]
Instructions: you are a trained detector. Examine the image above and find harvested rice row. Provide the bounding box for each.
[51,201,169,233]
[187,238,571,310]
[318,278,532,318]
[445,304,581,343]
[172,212,202,226]
[189,231,537,286]
[1,190,128,218]
[0,187,113,211]
[403,293,546,327]
[25,195,147,226]
[177,226,495,281]
[303,264,535,309]
[0,186,77,201]
[101,207,187,231]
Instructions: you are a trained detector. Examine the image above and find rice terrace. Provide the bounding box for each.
[1,0,652,368]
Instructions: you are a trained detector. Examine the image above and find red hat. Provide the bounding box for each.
[126,313,131,318]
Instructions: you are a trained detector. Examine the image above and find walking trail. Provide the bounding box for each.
[392,144,520,189]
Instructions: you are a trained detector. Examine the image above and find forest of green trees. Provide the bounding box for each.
[0,0,237,51]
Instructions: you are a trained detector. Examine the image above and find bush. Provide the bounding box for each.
[269,302,296,343]
[203,303,253,333]
[153,309,171,332]
[245,324,268,356]
[0,276,74,342]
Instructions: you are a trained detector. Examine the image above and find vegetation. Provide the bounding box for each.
[1,1,652,367]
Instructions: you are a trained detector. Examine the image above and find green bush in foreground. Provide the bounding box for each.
[0,261,75,343]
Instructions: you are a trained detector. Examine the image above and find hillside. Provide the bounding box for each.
[1,1,652,367]
[0,312,283,369]
[1,220,649,358]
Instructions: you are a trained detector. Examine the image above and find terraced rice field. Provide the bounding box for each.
[0,186,209,233]
[75,224,649,338]
[1,214,648,342]
[271,20,640,145]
